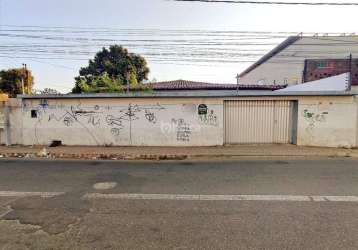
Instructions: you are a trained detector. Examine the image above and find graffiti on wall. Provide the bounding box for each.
[145,110,157,124]
[48,105,102,127]
[31,101,166,145]
[303,109,327,125]
[103,104,165,141]
[302,108,328,137]
[172,118,191,142]
[199,110,219,127]
[198,104,219,127]
[27,100,221,145]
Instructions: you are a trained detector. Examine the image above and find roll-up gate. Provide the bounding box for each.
[224,100,296,144]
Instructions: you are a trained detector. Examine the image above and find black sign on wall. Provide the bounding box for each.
[198,104,208,115]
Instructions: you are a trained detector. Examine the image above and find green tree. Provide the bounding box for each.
[74,73,124,93]
[72,45,150,93]
[0,68,34,97]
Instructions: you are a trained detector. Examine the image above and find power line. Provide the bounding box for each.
[1,26,357,70]
[0,24,309,32]
[1,25,353,36]
[171,0,358,6]
[0,55,80,70]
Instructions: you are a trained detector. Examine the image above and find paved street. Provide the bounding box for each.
[1,158,358,249]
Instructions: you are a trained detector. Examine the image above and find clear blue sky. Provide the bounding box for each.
[1,0,357,92]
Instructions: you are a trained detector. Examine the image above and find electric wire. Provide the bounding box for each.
[171,0,358,6]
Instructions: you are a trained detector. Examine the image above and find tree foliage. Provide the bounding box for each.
[0,68,34,97]
[72,45,150,93]
[74,73,124,93]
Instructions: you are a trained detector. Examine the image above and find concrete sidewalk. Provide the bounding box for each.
[0,144,357,160]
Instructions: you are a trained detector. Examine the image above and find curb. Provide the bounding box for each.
[0,152,188,161]
[0,152,355,161]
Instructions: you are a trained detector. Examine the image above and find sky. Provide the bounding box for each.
[0,0,358,93]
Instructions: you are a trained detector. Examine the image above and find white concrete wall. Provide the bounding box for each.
[240,36,358,86]
[6,95,358,148]
[20,98,223,146]
[7,99,23,145]
[297,96,358,148]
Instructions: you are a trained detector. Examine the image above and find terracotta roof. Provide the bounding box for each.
[149,80,284,91]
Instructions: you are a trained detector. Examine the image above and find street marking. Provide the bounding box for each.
[2,191,358,203]
[0,191,64,198]
[83,193,358,202]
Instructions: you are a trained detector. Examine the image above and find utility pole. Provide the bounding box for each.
[21,63,26,95]
[24,63,28,94]
[348,54,352,91]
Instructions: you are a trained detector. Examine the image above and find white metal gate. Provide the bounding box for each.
[224,100,295,144]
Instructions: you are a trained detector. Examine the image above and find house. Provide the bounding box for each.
[238,35,358,91]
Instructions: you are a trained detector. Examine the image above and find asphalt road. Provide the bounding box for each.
[0,158,358,249]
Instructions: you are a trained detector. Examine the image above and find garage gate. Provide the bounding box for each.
[224,100,297,144]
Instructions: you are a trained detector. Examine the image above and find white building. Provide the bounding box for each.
[238,35,358,90]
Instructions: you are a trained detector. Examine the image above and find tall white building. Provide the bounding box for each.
[238,35,358,89]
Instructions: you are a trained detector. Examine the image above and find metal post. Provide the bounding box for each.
[21,63,26,95]
[24,64,28,94]
[236,74,240,93]
[21,78,24,95]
